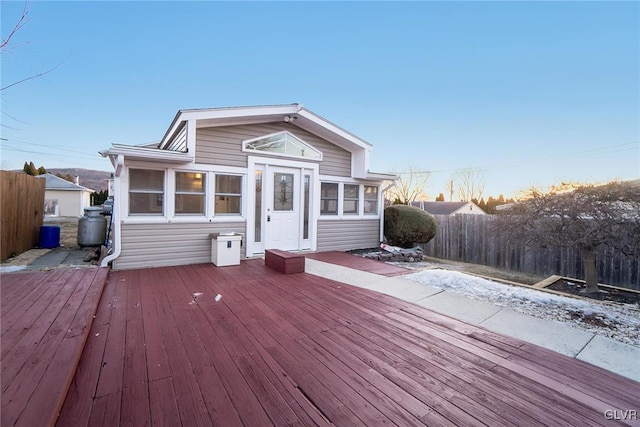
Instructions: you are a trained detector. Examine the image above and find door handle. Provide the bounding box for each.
[267,215,271,222]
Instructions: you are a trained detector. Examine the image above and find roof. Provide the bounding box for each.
[36,173,94,192]
[410,201,486,215]
[102,104,397,181]
[160,103,372,152]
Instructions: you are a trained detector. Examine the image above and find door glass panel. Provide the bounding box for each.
[274,173,294,211]
[303,175,310,239]
[255,170,262,243]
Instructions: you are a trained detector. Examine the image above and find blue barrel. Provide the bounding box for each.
[39,226,61,249]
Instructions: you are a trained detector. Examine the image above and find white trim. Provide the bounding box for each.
[125,166,167,218]
[365,171,399,180]
[246,164,265,254]
[125,159,247,174]
[173,170,208,218]
[212,172,244,218]
[107,144,194,163]
[296,108,371,150]
[317,180,382,220]
[242,131,323,162]
[120,216,246,225]
[318,216,374,221]
[318,174,381,184]
[246,156,319,257]
[186,119,196,154]
[121,162,250,222]
[180,104,303,123]
[100,168,122,267]
[114,155,124,177]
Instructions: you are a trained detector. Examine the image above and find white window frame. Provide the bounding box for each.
[246,156,319,257]
[121,161,248,224]
[317,176,382,220]
[213,173,243,217]
[127,167,166,217]
[320,181,340,217]
[174,170,207,217]
[363,185,379,215]
[242,131,323,161]
[342,183,360,216]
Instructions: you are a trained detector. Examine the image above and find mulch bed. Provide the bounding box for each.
[547,278,640,305]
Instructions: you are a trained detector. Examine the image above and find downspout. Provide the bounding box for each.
[379,181,395,243]
[100,154,123,268]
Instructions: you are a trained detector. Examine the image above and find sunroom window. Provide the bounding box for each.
[320,182,338,215]
[175,172,206,215]
[343,184,359,215]
[129,169,164,215]
[364,185,379,215]
[244,132,322,160]
[215,175,242,215]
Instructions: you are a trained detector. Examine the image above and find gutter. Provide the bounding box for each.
[379,181,396,243]
[100,164,122,268]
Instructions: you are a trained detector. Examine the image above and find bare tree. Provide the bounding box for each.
[493,181,640,293]
[1,1,62,92]
[1,1,32,51]
[385,167,431,205]
[453,168,486,202]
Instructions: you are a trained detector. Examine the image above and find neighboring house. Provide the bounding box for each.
[106,176,114,197]
[100,104,397,270]
[411,201,487,216]
[36,173,94,217]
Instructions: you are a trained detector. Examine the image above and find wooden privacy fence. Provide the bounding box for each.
[420,214,640,290]
[1,171,45,261]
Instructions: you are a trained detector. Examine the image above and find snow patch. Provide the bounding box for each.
[403,269,640,347]
[0,265,27,273]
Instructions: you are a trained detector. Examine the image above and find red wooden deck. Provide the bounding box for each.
[305,251,410,276]
[54,260,638,426]
[1,267,109,427]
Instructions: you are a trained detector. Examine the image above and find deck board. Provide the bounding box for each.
[52,260,640,426]
[56,268,118,427]
[306,250,410,276]
[1,268,109,427]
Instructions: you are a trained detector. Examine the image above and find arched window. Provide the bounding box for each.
[243,131,322,161]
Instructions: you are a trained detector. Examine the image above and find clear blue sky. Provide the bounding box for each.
[2,1,638,199]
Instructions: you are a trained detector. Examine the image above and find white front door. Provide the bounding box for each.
[246,158,317,257]
[265,167,300,251]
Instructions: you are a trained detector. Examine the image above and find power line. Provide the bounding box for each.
[1,144,102,161]
[1,139,99,157]
[398,141,639,175]
[5,138,99,154]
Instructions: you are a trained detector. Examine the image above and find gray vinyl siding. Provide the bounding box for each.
[316,219,380,252]
[166,123,187,152]
[114,222,246,270]
[196,123,352,176]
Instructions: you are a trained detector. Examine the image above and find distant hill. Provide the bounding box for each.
[8,168,113,192]
[46,168,112,192]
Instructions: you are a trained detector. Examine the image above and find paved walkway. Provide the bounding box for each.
[305,258,640,382]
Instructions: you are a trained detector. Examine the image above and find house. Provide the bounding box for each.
[100,104,396,270]
[410,200,486,216]
[36,173,94,217]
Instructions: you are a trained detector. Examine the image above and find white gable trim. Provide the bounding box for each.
[105,144,194,163]
[242,131,323,162]
[156,104,375,179]
[296,108,371,150]
[159,105,303,149]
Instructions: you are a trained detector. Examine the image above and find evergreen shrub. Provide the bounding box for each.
[384,204,437,248]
